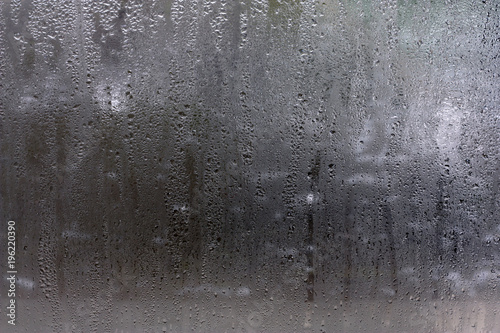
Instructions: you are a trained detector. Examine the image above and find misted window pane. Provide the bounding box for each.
[1,1,499,332]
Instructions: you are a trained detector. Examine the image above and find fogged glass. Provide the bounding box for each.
[1,1,499,332]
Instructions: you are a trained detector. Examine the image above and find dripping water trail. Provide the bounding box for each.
[306,151,321,302]
[381,204,398,295]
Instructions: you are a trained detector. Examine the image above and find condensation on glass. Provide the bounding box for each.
[1,1,499,332]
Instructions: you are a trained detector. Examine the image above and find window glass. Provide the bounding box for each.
[1,1,499,332]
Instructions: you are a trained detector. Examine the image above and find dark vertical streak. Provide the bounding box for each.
[306,210,314,302]
[381,204,398,294]
[305,151,321,302]
[343,192,353,301]
[184,145,202,283]
[432,177,446,299]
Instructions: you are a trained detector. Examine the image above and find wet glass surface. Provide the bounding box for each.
[1,1,499,332]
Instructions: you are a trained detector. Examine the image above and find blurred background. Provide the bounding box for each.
[1,0,499,332]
